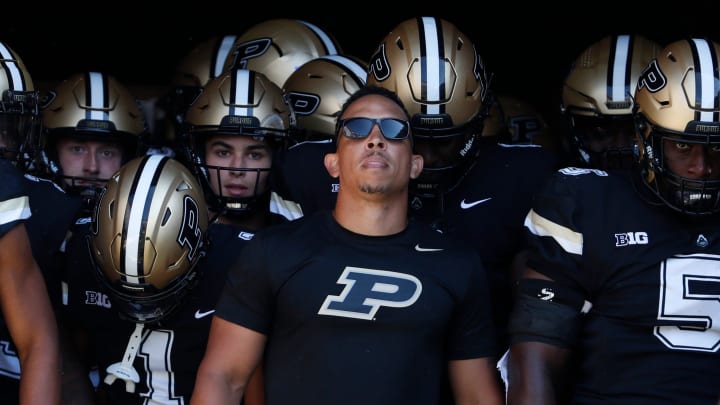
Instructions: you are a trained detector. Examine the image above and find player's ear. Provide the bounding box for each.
[324,153,340,178]
[410,154,423,179]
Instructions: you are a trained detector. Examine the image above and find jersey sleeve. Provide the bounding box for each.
[523,168,603,292]
[0,160,31,238]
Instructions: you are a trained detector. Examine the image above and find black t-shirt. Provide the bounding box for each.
[216,210,497,405]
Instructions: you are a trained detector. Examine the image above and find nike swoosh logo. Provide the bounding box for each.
[460,197,492,209]
[414,244,444,252]
[194,309,215,319]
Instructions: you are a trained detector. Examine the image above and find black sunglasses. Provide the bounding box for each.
[336,117,411,141]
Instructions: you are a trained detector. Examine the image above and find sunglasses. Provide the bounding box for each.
[336,117,411,141]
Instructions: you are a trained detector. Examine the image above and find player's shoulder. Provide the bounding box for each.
[0,160,26,199]
[253,210,321,240]
[536,166,633,212]
[550,166,623,188]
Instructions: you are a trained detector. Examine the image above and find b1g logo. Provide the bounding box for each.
[615,231,649,246]
[319,267,422,320]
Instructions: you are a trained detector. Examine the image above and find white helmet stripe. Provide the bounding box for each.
[691,38,717,122]
[420,16,441,115]
[610,35,631,103]
[0,42,24,91]
[214,35,238,78]
[298,21,339,55]
[124,155,165,283]
[229,68,252,117]
[320,55,367,85]
[87,71,109,122]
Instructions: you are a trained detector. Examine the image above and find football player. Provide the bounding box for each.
[366,16,561,357]
[507,37,720,403]
[64,67,299,404]
[559,34,661,170]
[0,40,79,404]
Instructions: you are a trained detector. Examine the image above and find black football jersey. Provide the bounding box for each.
[0,161,30,403]
[0,160,29,237]
[215,211,497,405]
[274,140,337,215]
[0,166,79,404]
[524,167,720,403]
[410,142,560,351]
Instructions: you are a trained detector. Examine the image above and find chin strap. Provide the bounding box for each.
[104,322,145,392]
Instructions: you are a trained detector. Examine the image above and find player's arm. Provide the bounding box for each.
[191,316,266,405]
[506,268,586,405]
[0,223,61,405]
[449,357,504,405]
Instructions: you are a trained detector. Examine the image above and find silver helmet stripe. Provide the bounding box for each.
[420,16,441,115]
[691,38,718,122]
[0,42,25,91]
[86,71,109,122]
[609,34,631,103]
[124,155,165,283]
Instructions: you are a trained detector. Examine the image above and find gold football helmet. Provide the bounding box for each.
[483,94,550,144]
[162,35,240,145]
[182,67,294,215]
[39,71,147,186]
[634,37,720,215]
[0,41,41,171]
[283,54,367,141]
[89,154,208,324]
[367,16,492,196]
[222,19,342,87]
[562,34,660,169]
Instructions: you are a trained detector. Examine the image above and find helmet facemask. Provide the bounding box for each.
[411,111,485,197]
[0,90,41,171]
[41,129,141,212]
[567,113,637,170]
[186,125,287,218]
[637,119,720,215]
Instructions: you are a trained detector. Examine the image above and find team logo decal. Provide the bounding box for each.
[637,60,667,93]
[228,38,272,70]
[286,91,320,116]
[318,267,422,320]
[177,195,202,261]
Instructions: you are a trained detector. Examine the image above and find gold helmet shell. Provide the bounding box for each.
[562,34,661,117]
[90,155,208,323]
[283,54,367,141]
[367,16,491,132]
[183,68,293,214]
[223,19,342,87]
